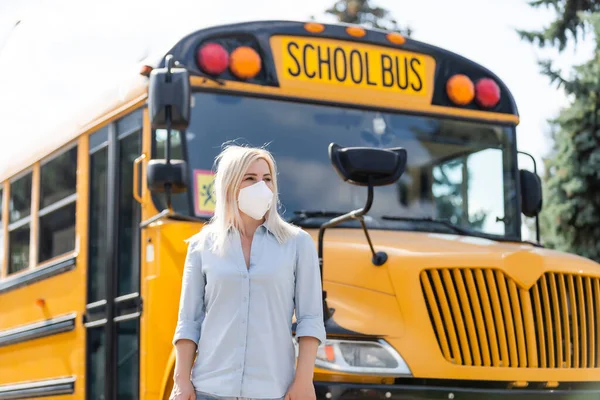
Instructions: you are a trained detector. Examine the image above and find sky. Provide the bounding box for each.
[0,0,593,170]
[0,0,594,239]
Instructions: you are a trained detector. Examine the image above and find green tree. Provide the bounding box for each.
[539,35,600,260]
[518,1,600,261]
[324,0,412,35]
[517,0,600,51]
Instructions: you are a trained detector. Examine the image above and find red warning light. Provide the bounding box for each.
[197,43,229,75]
[475,78,501,108]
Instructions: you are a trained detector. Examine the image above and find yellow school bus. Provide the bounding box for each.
[1,19,599,400]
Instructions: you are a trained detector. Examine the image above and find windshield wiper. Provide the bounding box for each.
[289,210,348,225]
[382,215,544,247]
[381,215,474,236]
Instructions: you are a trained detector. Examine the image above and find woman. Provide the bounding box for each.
[170,145,326,400]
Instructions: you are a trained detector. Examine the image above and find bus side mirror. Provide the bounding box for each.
[146,55,191,201]
[148,56,191,131]
[323,142,407,266]
[328,143,407,187]
[520,169,542,217]
[147,159,188,194]
[318,143,407,322]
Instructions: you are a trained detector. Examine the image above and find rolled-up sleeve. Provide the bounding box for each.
[172,238,206,346]
[294,230,326,345]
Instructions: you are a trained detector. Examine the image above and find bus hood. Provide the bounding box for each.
[307,228,600,339]
[312,228,600,290]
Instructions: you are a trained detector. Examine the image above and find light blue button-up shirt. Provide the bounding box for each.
[173,224,326,398]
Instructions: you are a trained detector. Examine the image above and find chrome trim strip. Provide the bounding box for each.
[0,313,76,348]
[86,299,107,310]
[0,257,76,294]
[84,318,107,328]
[0,376,75,399]
[114,292,140,303]
[114,312,141,323]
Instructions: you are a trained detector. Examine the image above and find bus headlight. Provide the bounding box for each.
[294,338,411,376]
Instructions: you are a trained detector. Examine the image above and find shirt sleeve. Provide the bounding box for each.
[172,238,206,346]
[294,230,327,345]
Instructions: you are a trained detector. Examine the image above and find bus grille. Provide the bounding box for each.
[420,269,600,368]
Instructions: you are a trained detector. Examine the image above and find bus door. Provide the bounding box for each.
[84,109,143,400]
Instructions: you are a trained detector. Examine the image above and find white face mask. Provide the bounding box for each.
[238,180,273,220]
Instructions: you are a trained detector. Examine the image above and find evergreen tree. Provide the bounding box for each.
[539,24,600,260]
[517,0,600,51]
[519,1,600,261]
[324,0,412,35]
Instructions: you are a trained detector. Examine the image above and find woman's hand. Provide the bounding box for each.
[285,378,316,400]
[169,379,196,400]
[171,339,197,400]
[287,336,319,400]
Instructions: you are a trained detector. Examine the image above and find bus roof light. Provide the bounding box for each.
[304,22,325,33]
[230,46,262,80]
[346,26,366,37]
[446,74,475,106]
[197,43,229,76]
[386,32,406,45]
[475,78,501,108]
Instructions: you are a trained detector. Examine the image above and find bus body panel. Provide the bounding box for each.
[139,221,202,398]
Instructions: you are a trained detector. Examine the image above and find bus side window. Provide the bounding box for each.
[431,148,506,235]
[8,171,32,274]
[38,146,78,264]
[432,156,465,226]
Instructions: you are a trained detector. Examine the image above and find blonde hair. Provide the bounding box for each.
[202,144,298,255]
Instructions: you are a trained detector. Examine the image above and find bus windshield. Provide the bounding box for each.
[155,92,520,239]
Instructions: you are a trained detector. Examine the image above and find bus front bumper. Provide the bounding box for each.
[314,381,600,400]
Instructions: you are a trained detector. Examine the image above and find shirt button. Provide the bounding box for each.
[243,296,247,301]
[242,319,246,323]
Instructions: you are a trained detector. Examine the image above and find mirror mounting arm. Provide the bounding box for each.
[162,55,177,210]
[317,178,388,321]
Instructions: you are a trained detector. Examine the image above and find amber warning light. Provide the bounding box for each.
[446,74,500,109]
[197,43,262,80]
[446,74,474,106]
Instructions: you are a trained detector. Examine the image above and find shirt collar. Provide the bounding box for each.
[259,221,274,236]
